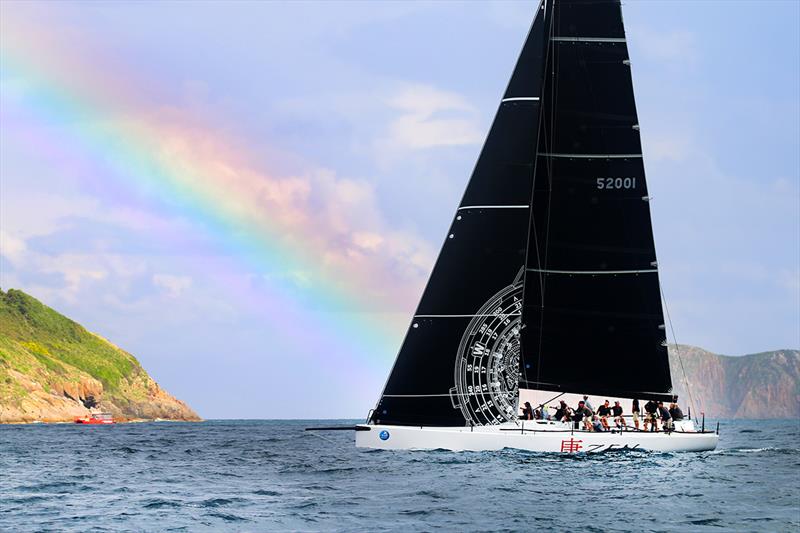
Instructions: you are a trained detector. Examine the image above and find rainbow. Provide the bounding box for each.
[0,7,424,374]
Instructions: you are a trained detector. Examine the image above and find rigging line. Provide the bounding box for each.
[306,430,350,451]
[659,283,701,423]
[536,0,559,388]
[535,391,565,411]
[521,0,554,387]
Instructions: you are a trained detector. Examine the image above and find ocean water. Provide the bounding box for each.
[1,419,798,532]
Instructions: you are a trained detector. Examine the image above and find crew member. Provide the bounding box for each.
[583,395,594,415]
[554,400,572,422]
[669,403,684,422]
[520,401,534,420]
[658,401,672,431]
[574,400,593,431]
[612,401,626,428]
[644,399,659,431]
[597,400,612,430]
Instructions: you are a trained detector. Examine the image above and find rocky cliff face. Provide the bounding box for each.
[0,289,200,423]
[669,345,799,419]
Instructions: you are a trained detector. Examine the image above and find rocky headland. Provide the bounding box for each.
[0,288,200,423]
[669,345,799,419]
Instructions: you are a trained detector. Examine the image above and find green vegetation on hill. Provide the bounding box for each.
[0,288,199,422]
[0,288,140,392]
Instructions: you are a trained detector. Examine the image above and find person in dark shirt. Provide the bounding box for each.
[612,401,626,428]
[597,400,612,429]
[554,400,571,422]
[573,400,593,431]
[632,399,641,430]
[669,403,684,422]
[658,401,672,431]
[520,401,534,420]
[644,399,659,431]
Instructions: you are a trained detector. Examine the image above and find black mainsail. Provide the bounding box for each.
[371,0,675,428]
[520,0,674,402]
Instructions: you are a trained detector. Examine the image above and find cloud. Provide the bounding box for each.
[352,232,384,252]
[384,84,483,150]
[152,273,192,297]
[0,230,27,263]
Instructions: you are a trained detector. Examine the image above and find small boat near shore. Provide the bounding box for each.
[75,413,115,425]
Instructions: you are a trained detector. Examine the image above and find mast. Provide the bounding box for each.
[519,0,675,402]
[370,2,548,427]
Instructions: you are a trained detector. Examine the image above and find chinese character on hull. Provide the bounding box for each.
[560,438,583,453]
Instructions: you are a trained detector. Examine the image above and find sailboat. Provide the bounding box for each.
[354,0,719,453]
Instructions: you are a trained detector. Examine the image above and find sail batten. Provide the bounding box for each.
[551,36,626,42]
[537,153,643,159]
[526,268,658,275]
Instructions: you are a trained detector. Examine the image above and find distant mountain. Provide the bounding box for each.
[669,345,799,419]
[0,288,199,423]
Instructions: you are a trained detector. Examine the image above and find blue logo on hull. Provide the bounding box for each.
[379,430,390,441]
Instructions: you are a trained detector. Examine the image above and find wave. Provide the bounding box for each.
[253,489,281,496]
[4,495,49,504]
[712,446,800,455]
[142,499,182,509]
[116,446,139,454]
[205,512,249,522]
[685,518,722,526]
[199,498,241,508]
[414,490,445,500]
[20,481,83,493]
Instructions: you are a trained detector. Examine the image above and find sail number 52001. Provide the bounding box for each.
[596,177,637,189]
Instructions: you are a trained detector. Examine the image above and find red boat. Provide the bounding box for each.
[75,413,115,424]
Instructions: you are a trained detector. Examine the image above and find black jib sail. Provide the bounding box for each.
[370,4,548,427]
[520,0,675,402]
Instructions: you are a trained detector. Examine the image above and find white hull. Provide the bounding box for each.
[356,421,718,453]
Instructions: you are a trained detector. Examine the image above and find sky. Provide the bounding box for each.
[1,0,798,419]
